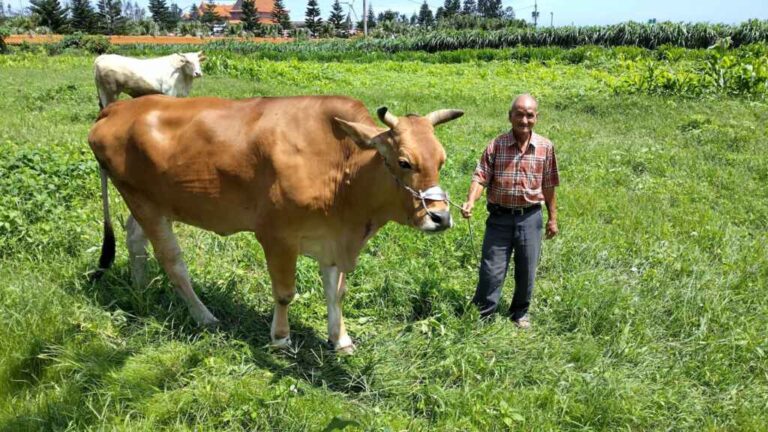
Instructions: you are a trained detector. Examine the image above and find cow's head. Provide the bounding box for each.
[176,51,206,78]
[335,107,464,232]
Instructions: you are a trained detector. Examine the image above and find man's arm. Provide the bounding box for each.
[543,187,558,239]
[461,181,485,219]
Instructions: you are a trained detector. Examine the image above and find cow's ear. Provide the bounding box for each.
[174,53,188,67]
[334,118,382,149]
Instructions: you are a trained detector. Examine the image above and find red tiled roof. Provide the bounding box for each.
[198,1,278,23]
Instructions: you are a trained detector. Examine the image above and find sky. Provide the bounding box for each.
[12,0,768,26]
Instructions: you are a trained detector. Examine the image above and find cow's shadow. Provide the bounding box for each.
[75,265,366,395]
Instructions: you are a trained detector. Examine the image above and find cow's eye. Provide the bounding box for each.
[398,159,412,170]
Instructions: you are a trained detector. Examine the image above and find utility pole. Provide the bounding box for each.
[531,0,539,28]
[363,0,367,36]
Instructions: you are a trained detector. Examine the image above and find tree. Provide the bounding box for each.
[444,0,460,16]
[461,0,476,15]
[167,3,182,29]
[502,6,515,20]
[241,0,260,32]
[96,0,126,34]
[377,9,397,23]
[478,0,501,18]
[366,3,375,29]
[148,0,169,28]
[272,0,291,30]
[188,3,200,21]
[70,0,96,32]
[304,0,321,34]
[0,0,5,19]
[327,0,344,30]
[129,1,145,21]
[200,1,220,25]
[417,1,433,27]
[29,0,69,32]
[435,6,444,21]
[121,0,131,19]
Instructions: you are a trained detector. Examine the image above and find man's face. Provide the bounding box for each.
[508,103,538,134]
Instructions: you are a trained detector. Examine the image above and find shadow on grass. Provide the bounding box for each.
[86,263,367,390]
[2,263,366,430]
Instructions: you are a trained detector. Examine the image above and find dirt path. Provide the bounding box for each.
[6,35,288,45]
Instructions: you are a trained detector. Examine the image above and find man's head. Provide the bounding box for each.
[508,94,538,135]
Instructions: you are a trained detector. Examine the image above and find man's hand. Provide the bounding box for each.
[545,219,558,239]
[461,201,474,219]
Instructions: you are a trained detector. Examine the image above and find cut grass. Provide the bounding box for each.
[1,52,767,431]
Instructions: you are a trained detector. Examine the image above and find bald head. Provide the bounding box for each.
[508,93,539,137]
[511,93,538,112]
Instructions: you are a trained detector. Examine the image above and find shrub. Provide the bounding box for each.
[54,32,112,54]
[81,35,111,54]
[0,27,8,54]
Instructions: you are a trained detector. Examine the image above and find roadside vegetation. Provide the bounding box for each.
[1,41,767,430]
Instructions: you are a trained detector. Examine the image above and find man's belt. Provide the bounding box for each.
[487,202,541,216]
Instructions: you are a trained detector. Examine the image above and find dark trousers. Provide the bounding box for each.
[472,207,543,319]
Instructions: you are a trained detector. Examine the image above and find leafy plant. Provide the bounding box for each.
[0,26,8,54]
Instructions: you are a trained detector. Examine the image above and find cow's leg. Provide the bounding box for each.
[138,215,218,326]
[126,214,149,289]
[96,83,115,109]
[320,265,354,354]
[263,242,298,348]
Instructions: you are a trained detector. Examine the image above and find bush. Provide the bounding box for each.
[81,35,111,54]
[54,32,112,54]
[0,27,8,54]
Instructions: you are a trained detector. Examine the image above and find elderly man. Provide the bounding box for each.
[461,94,559,328]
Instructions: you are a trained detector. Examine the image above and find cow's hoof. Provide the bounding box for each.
[270,336,292,350]
[335,343,356,355]
[199,317,221,330]
[192,306,219,327]
[195,312,220,328]
[329,335,356,355]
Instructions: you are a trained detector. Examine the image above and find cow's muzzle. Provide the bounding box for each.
[412,186,453,232]
[426,209,452,232]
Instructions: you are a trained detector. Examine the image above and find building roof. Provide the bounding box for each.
[198,0,277,15]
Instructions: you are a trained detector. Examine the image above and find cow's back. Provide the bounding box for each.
[88,95,377,235]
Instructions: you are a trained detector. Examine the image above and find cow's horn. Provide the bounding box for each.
[425,109,464,126]
[377,107,399,129]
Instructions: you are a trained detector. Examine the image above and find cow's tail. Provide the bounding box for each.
[91,167,116,281]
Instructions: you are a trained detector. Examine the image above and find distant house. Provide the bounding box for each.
[197,0,278,24]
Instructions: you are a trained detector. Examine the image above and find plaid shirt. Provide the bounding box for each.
[472,131,559,208]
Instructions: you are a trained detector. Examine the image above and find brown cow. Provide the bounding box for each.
[88,94,463,353]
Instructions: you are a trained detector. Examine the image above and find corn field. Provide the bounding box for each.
[368,20,768,51]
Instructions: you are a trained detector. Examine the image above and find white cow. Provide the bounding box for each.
[94,52,206,109]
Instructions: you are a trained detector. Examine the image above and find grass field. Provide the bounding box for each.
[1,51,767,431]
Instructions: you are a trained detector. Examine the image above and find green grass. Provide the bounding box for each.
[1,52,767,431]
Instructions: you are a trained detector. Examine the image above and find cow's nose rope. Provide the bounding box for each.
[444,197,480,265]
[382,161,480,264]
